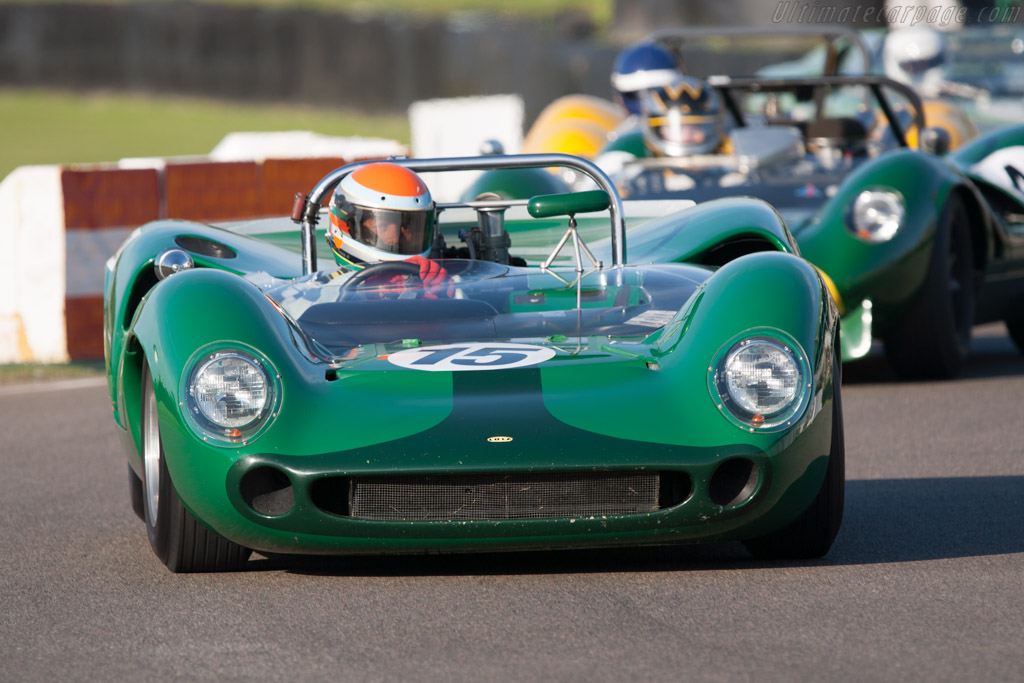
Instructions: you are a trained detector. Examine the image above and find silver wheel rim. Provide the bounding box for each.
[143,381,160,524]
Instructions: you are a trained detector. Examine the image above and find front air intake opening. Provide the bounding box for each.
[175,235,237,259]
[658,471,693,508]
[708,458,759,507]
[309,476,352,517]
[346,471,661,521]
[698,236,777,267]
[239,467,295,516]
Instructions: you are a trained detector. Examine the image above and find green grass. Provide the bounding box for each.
[0,88,411,181]
[0,1,614,180]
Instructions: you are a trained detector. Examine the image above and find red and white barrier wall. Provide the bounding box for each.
[0,149,402,365]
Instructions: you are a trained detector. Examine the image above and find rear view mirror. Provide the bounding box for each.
[919,126,951,156]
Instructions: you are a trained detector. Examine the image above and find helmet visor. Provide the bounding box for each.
[347,206,432,256]
[648,113,717,154]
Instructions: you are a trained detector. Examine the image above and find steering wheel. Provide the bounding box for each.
[339,260,423,300]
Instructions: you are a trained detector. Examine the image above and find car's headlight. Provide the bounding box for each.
[849,189,904,243]
[184,348,280,444]
[709,332,811,432]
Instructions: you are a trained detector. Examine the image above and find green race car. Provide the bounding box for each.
[104,154,842,572]
[469,76,1024,379]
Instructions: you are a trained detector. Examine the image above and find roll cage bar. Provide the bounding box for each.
[644,24,875,79]
[292,154,625,276]
[705,75,927,150]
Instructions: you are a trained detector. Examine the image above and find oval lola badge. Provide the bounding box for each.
[387,342,556,372]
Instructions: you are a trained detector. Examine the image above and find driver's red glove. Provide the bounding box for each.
[406,255,454,299]
[362,272,410,297]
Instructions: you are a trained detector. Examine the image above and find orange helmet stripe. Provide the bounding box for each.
[648,115,718,125]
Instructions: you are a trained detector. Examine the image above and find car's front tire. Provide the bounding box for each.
[883,193,974,379]
[743,354,845,560]
[1005,316,1024,355]
[141,363,251,572]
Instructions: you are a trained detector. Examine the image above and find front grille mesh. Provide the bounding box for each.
[350,472,660,521]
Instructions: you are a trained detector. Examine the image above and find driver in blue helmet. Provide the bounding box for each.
[610,41,681,120]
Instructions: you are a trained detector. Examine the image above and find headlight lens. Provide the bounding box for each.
[849,189,904,243]
[186,349,277,443]
[709,333,811,431]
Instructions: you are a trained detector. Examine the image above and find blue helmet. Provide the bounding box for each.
[611,42,680,116]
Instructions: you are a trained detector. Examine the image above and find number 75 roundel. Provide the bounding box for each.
[388,342,556,371]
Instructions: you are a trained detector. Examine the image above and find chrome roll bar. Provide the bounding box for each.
[293,153,626,275]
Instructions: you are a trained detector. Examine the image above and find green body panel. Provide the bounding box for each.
[459,167,570,202]
[547,253,828,446]
[622,196,798,263]
[106,175,839,556]
[950,124,1024,167]
[103,220,304,427]
[602,129,647,157]
[792,148,961,339]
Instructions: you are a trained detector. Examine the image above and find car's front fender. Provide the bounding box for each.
[794,149,963,333]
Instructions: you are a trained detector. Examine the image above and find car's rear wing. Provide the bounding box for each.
[292,154,626,276]
[705,74,927,149]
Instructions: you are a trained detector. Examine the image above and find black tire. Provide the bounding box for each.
[744,356,845,560]
[884,194,975,379]
[141,363,252,572]
[1005,317,1024,355]
[128,465,144,521]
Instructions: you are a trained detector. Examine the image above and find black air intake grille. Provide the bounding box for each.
[350,472,661,521]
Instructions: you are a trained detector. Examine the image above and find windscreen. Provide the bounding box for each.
[266,261,708,358]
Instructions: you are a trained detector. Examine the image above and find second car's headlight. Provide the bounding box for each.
[185,348,279,444]
[709,332,811,432]
[849,189,904,243]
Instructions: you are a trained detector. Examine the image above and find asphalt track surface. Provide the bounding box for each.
[2,323,1022,682]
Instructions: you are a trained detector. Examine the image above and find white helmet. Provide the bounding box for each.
[328,162,435,267]
[883,26,947,97]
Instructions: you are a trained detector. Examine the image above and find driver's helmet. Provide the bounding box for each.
[883,26,948,96]
[611,41,680,117]
[641,75,725,157]
[328,162,435,267]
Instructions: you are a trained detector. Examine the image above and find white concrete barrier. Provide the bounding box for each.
[0,132,405,364]
[0,166,68,364]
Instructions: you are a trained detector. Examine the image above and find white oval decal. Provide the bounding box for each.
[487,436,513,443]
[388,342,555,372]
[972,146,1024,201]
